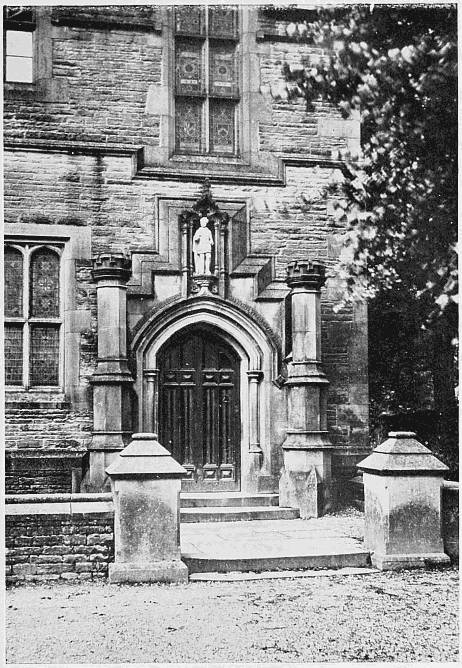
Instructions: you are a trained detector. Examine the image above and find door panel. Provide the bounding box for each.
[158,328,240,490]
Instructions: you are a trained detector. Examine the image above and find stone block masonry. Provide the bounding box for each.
[6,496,114,585]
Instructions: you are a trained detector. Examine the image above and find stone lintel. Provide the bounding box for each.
[109,561,188,584]
[92,252,132,283]
[286,260,326,290]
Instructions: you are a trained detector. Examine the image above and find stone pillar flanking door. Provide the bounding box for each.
[85,253,134,492]
[279,260,333,518]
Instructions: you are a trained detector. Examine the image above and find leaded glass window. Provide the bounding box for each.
[4,243,62,389]
[209,100,235,155]
[174,5,239,156]
[5,247,23,317]
[30,249,60,317]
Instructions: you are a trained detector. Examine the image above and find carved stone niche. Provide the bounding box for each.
[179,180,230,298]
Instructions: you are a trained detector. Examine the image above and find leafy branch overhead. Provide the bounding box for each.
[282,6,457,318]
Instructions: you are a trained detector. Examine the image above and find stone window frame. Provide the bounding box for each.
[5,241,64,390]
[173,7,240,157]
[3,7,53,99]
[146,6,260,169]
[3,7,35,84]
[4,223,92,406]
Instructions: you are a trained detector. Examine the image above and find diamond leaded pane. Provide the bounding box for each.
[4,247,23,317]
[30,248,60,317]
[210,100,235,154]
[208,7,238,39]
[5,325,23,385]
[175,99,203,153]
[30,325,60,386]
[209,45,238,97]
[175,41,204,95]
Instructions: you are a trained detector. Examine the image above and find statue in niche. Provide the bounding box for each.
[193,216,214,275]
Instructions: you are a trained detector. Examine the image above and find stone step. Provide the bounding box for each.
[184,552,372,574]
[181,517,370,575]
[180,492,279,508]
[180,505,300,523]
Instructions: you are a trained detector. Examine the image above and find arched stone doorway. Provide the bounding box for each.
[132,296,282,493]
[157,325,241,490]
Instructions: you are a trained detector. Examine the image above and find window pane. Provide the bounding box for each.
[175,6,204,35]
[5,325,23,385]
[30,249,60,317]
[175,41,204,95]
[6,30,33,57]
[6,56,33,83]
[30,325,60,386]
[210,101,235,155]
[175,99,203,153]
[4,247,23,317]
[209,45,238,97]
[208,7,238,39]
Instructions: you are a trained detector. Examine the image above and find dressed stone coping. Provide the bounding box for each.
[5,493,113,516]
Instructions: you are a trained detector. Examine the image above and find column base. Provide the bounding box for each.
[371,551,451,571]
[81,450,122,492]
[109,560,189,584]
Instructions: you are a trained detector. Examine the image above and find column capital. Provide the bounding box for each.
[92,253,132,284]
[144,368,159,379]
[286,260,326,290]
[247,370,263,382]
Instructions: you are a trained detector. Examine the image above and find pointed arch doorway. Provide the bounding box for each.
[158,326,241,491]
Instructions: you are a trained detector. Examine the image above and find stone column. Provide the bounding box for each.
[279,260,332,518]
[143,369,159,433]
[244,370,263,492]
[86,253,134,492]
[106,433,189,584]
[358,431,450,570]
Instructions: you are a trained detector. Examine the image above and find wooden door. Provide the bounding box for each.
[158,328,240,490]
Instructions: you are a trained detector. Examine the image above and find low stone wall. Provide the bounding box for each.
[6,494,114,586]
[5,450,86,495]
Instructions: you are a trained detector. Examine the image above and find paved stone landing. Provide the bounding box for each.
[181,514,370,575]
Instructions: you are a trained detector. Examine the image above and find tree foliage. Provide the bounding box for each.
[283,5,457,323]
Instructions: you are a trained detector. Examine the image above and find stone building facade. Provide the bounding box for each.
[4,5,369,504]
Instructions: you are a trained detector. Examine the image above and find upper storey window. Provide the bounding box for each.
[174,6,239,156]
[3,7,35,83]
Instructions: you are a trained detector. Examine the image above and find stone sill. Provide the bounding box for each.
[5,492,112,504]
[6,449,86,459]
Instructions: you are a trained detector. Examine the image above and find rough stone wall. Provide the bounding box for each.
[5,458,80,495]
[5,402,92,450]
[6,502,114,585]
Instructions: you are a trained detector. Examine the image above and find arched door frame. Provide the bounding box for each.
[132,297,280,493]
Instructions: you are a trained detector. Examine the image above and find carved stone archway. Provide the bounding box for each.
[132,295,280,493]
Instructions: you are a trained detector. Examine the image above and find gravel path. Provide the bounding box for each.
[6,567,458,663]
